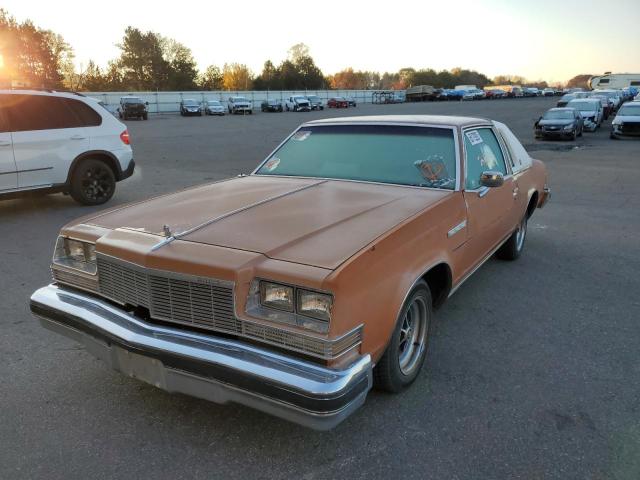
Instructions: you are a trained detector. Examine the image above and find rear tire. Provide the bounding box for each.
[497,213,528,260]
[374,281,432,393]
[69,159,116,206]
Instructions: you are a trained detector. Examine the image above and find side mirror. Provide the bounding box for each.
[480,171,504,188]
[145,101,149,105]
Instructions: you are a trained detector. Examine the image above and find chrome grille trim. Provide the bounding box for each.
[51,266,99,294]
[95,255,361,360]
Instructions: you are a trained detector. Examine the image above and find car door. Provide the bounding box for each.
[0,95,18,192]
[461,127,516,265]
[6,94,90,189]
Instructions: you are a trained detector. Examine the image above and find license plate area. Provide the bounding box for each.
[112,347,166,388]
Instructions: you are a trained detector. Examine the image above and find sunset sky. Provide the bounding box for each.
[2,0,639,83]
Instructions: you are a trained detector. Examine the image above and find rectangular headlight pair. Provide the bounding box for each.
[260,281,332,323]
[53,236,97,275]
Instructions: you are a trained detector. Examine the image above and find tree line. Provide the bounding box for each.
[1,10,587,92]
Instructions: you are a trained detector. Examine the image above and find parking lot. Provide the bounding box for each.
[2,96,639,479]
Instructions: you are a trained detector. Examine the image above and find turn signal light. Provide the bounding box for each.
[120,129,130,145]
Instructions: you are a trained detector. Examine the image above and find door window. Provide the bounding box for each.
[5,94,97,132]
[464,128,507,190]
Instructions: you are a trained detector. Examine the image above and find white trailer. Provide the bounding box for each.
[589,73,640,90]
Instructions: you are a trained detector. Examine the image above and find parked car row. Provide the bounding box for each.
[534,86,639,140]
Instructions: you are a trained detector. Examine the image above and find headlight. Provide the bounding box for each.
[53,236,97,274]
[247,279,333,333]
[297,289,332,322]
[260,281,294,312]
[564,124,574,131]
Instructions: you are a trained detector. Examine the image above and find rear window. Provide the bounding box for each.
[4,94,102,132]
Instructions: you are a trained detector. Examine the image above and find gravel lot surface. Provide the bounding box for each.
[2,97,639,480]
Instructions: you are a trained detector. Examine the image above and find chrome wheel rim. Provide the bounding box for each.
[398,297,428,376]
[81,166,113,202]
[516,216,527,251]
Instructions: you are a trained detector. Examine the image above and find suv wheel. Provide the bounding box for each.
[69,159,116,206]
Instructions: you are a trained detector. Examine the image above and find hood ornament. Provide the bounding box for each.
[163,224,172,238]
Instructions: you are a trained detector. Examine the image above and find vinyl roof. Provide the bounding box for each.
[304,115,491,127]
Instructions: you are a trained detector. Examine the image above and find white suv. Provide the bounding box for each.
[0,90,134,205]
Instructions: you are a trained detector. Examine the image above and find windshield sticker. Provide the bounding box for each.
[466,130,483,145]
[414,155,454,189]
[264,158,280,172]
[293,131,311,141]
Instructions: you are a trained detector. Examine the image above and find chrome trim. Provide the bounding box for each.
[150,180,327,251]
[252,122,461,192]
[447,219,467,238]
[478,186,490,198]
[94,254,360,360]
[30,284,372,430]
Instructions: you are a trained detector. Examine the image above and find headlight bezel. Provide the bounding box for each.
[246,279,334,334]
[52,236,98,275]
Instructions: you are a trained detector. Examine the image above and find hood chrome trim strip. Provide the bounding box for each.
[151,179,327,251]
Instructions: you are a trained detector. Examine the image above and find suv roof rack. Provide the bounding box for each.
[10,87,86,97]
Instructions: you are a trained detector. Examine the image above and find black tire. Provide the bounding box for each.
[496,213,528,260]
[142,113,148,120]
[374,281,432,393]
[570,129,576,141]
[69,159,116,206]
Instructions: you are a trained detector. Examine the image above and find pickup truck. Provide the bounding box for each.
[227,96,253,114]
[285,96,311,112]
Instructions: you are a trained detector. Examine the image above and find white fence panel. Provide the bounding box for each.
[85,90,388,114]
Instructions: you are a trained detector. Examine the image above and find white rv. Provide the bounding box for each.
[589,73,640,90]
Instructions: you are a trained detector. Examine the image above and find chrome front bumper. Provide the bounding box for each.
[30,285,372,430]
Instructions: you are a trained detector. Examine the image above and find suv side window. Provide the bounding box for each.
[6,94,84,132]
[64,98,102,127]
[464,128,507,190]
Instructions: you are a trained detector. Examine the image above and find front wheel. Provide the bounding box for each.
[69,159,116,206]
[497,214,527,260]
[374,281,432,393]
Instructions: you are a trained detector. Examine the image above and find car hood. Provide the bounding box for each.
[77,176,449,270]
[539,119,573,126]
[614,114,640,123]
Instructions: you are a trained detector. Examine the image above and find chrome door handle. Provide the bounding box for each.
[70,135,86,140]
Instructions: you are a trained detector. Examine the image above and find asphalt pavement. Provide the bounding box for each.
[1,97,639,480]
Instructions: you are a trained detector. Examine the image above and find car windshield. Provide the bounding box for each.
[618,105,640,116]
[207,101,221,106]
[560,95,575,101]
[183,100,198,106]
[307,96,320,101]
[123,98,143,104]
[294,97,308,101]
[266,99,279,104]
[256,125,457,190]
[568,101,597,111]
[543,110,573,120]
[233,97,248,102]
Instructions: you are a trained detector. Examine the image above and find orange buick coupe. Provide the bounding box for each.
[31,115,550,429]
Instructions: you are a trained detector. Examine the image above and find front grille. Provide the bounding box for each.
[96,256,360,360]
[621,122,640,133]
